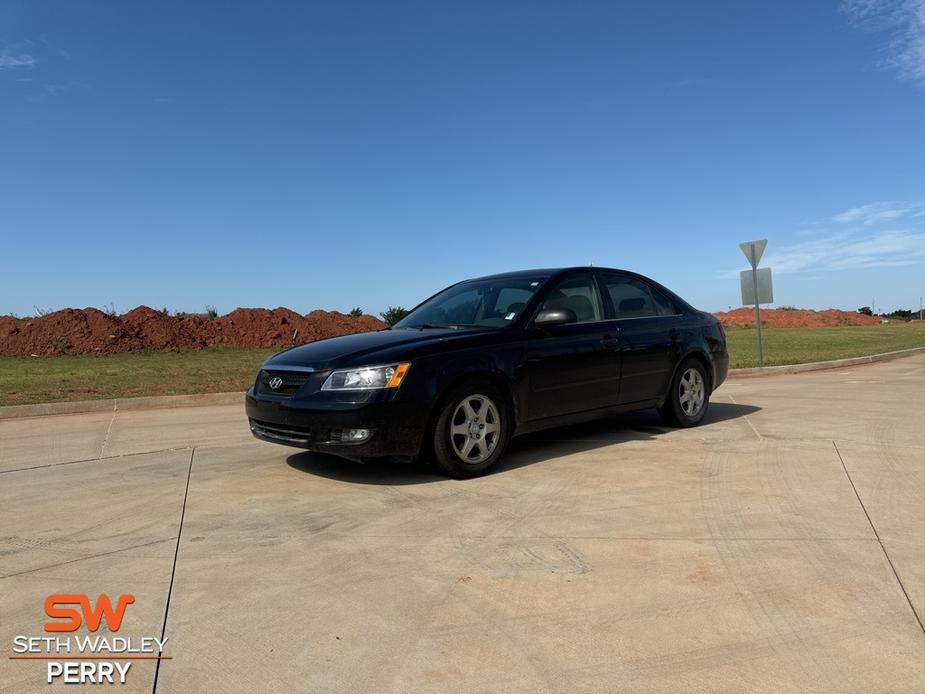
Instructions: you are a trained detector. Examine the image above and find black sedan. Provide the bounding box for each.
[246,267,728,478]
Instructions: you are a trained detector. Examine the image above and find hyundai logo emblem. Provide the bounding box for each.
[268,376,283,390]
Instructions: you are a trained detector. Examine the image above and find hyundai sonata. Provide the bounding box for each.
[246,267,728,478]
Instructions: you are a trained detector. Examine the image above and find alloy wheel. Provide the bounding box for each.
[679,368,705,417]
[450,394,501,464]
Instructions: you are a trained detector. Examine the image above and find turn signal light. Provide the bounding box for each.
[386,362,411,388]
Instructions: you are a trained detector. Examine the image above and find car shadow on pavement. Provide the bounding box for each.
[286,401,760,485]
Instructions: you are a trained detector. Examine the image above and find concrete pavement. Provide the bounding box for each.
[2,355,924,692]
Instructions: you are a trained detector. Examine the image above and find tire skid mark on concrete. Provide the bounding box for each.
[700,444,858,689]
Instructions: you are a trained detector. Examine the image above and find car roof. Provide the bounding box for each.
[465,266,630,281]
[461,266,696,313]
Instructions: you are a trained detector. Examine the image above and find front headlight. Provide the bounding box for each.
[321,362,411,391]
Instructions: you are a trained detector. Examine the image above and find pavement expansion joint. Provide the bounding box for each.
[1,538,174,580]
[0,446,194,475]
[152,447,195,693]
[98,408,118,459]
[833,440,925,637]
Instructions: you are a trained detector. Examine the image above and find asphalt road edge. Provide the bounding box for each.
[2,345,924,420]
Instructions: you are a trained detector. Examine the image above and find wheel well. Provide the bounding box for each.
[420,371,516,455]
[683,350,713,389]
[661,350,712,405]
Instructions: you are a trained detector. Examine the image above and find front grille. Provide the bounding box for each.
[256,369,313,397]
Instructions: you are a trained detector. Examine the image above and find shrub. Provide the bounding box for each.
[348,307,364,317]
[205,305,219,320]
[47,337,69,355]
[379,306,409,326]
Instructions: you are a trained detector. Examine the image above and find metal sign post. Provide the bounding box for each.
[739,239,772,367]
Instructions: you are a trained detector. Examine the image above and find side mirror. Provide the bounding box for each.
[534,308,577,327]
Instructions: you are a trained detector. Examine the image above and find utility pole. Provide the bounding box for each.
[920,296,923,321]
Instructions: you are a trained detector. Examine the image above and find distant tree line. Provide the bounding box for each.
[858,306,923,320]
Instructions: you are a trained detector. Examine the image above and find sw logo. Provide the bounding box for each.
[12,593,169,685]
[44,593,135,632]
[43,594,137,684]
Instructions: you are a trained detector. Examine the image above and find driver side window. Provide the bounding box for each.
[540,274,603,323]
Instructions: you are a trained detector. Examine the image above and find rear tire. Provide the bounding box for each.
[432,381,512,478]
[658,358,710,427]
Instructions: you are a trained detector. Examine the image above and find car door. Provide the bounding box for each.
[523,272,622,421]
[599,272,681,404]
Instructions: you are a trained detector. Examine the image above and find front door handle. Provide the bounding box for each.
[601,334,620,350]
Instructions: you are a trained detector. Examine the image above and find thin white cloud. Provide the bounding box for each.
[719,229,925,278]
[0,52,36,70]
[43,81,86,96]
[832,200,925,224]
[843,0,925,82]
[719,201,925,278]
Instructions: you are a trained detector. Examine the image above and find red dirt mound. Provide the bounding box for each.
[714,307,881,328]
[0,306,387,356]
[0,305,885,356]
[121,306,213,350]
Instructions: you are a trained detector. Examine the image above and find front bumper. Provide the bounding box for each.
[245,390,430,458]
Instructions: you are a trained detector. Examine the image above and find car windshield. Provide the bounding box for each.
[394,276,548,329]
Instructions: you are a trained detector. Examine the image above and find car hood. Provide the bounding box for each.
[264,327,499,370]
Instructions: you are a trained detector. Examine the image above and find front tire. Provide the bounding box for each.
[432,382,512,478]
[658,358,710,427]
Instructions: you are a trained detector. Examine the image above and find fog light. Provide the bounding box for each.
[342,428,372,442]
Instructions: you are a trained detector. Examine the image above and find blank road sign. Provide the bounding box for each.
[740,268,773,305]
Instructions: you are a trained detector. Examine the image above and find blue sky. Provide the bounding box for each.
[2,0,924,316]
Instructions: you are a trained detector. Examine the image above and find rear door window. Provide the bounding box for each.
[602,274,658,319]
[650,287,680,316]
